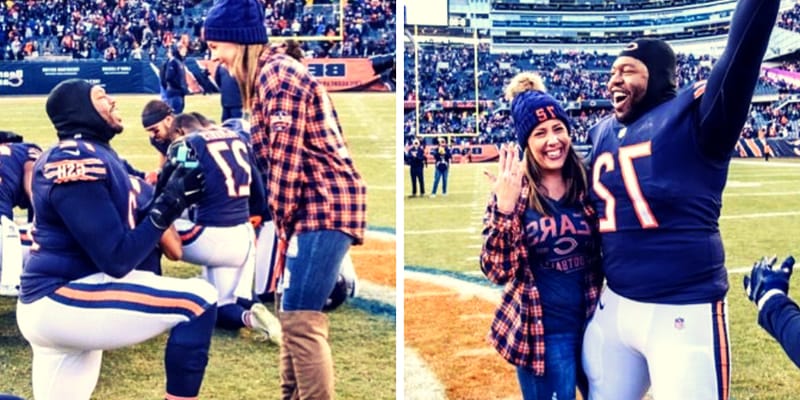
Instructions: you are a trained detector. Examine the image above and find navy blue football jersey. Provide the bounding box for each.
[588,82,729,304]
[0,143,41,218]
[21,139,162,303]
[183,127,251,226]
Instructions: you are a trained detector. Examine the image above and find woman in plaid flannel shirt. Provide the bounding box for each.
[203,1,366,399]
[481,73,603,400]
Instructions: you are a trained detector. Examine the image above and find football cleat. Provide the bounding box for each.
[249,303,282,344]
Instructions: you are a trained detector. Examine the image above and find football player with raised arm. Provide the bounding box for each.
[582,0,781,398]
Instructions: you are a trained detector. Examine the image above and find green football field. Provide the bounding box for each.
[405,159,800,400]
[0,92,396,399]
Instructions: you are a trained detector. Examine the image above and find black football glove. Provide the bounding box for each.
[154,159,178,197]
[148,165,204,229]
[744,255,794,306]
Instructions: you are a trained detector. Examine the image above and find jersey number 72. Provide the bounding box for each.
[592,141,659,232]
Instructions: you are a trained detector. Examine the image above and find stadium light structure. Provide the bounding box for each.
[406,0,482,143]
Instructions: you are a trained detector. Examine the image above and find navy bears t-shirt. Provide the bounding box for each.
[523,198,595,334]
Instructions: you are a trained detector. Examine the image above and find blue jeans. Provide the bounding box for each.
[516,333,581,400]
[432,168,448,194]
[282,230,353,311]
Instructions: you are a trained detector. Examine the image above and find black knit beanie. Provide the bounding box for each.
[45,79,122,142]
[618,38,678,123]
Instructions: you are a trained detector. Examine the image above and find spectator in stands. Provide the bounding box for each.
[581,0,782,397]
[744,255,800,369]
[405,138,427,197]
[430,137,452,197]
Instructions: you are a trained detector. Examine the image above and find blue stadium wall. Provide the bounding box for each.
[0,56,395,95]
[0,61,161,95]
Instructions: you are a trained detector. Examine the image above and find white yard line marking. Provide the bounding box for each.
[358,281,396,306]
[405,271,501,304]
[404,291,455,298]
[721,211,800,220]
[406,203,475,209]
[731,160,800,168]
[404,347,448,400]
[366,230,396,241]
[459,313,495,321]
[454,348,497,357]
[724,191,800,197]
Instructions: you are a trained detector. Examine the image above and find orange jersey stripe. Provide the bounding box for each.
[716,301,729,400]
[55,286,204,317]
[180,225,203,242]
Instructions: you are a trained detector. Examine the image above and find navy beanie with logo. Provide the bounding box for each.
[511,90,571,149]
[203,0,269,44]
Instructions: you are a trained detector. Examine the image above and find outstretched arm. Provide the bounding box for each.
[758,295,800,368]
[697,0,780,160]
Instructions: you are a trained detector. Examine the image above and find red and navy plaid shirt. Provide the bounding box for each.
[480,180,603,375]
[249,48,366,245]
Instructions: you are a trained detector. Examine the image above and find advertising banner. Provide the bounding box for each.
[198,58,390,93]
[0,62,160,95]
[304,58,390,92]
[762,67,800,88]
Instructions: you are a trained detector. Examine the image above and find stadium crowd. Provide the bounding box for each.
[405,45,800,145]
[777,1,800,33]
[0,0,395,61]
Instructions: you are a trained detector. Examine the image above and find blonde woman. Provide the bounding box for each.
[202,1,367,399]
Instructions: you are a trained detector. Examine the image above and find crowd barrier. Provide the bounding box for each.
[405,144,501,164]
[0,56,394,95]
[0,61,160,95]
[197,57,393,93]
[734,137,800,157]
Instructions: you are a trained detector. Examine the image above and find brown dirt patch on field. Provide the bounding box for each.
[404,279,520,400]
[352,239,396,287]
